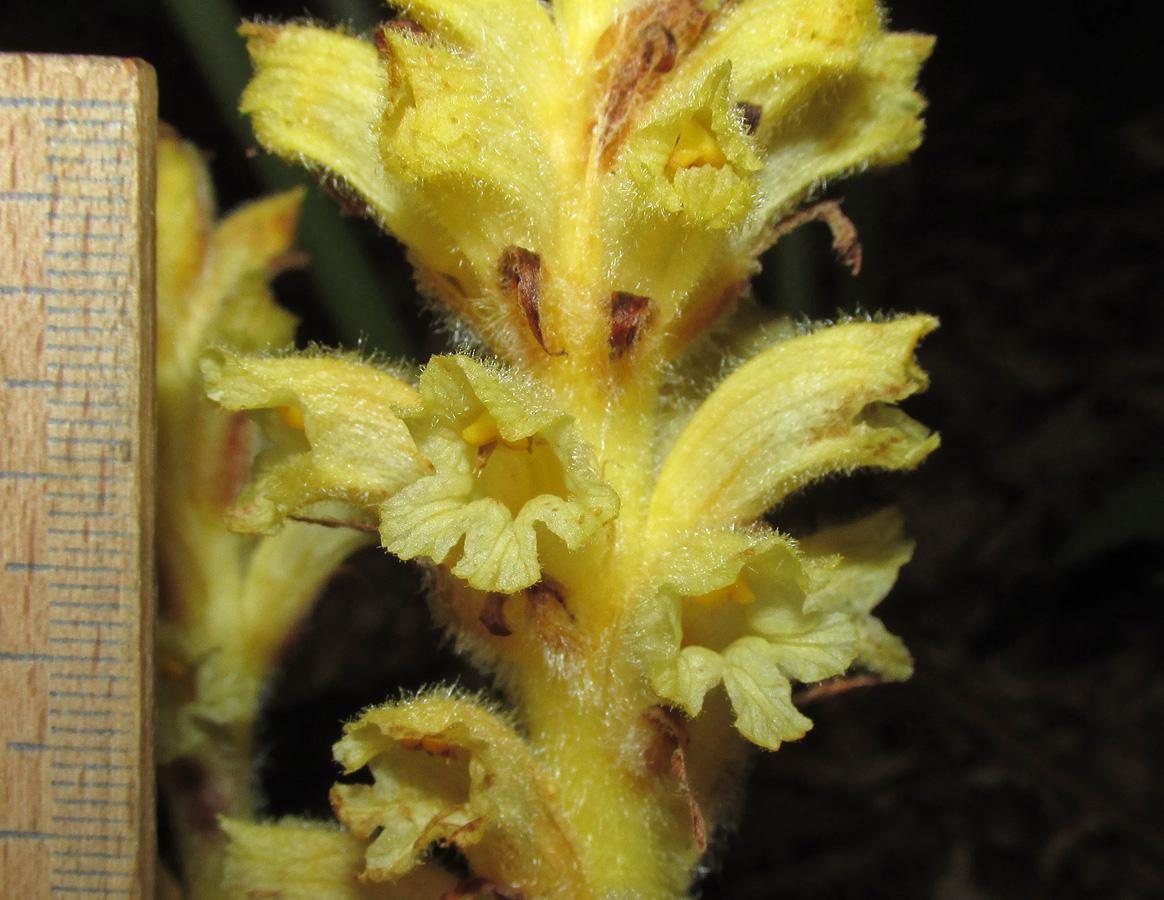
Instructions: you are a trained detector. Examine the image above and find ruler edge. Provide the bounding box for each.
[130,54,159,900]
[0,52,159,899]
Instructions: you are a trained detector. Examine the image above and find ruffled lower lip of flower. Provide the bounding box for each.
[652,595,858,751]
[379,354,618,594]
[651,506,919,750]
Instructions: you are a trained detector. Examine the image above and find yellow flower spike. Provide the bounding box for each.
[379,354,618,593]
[202,351,432,534]
[215,2,942,896]
[330,692,589,899]
[155,136,365,743]
[649,316,939,535]
[222,818,459,900]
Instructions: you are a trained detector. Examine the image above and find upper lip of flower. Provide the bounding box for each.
[646,315,939,535]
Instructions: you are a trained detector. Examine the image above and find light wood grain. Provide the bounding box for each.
[0,53,155,900]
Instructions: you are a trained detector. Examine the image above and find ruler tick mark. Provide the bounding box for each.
[44,250,133,260]
[48,418,129,427]
[8,742,130,754]
[48,528,136,537]
[6,561,125,573]
[49,638,129,647]
[45,154,128,164]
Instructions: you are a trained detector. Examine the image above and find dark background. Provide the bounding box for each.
[4,1,1163,897]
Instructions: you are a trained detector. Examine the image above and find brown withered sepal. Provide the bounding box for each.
[593,0,712,165]
[761,199,864,275]
[499,245,555,354]
[609,291,654,358]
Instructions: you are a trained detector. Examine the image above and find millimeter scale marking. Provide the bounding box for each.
[0,55,156,899]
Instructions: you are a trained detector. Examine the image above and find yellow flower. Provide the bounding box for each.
[645,317,934,747]
[330,691,586,894]
[379,355,618,592]
[205,352,618,594]
[651,508,918,750]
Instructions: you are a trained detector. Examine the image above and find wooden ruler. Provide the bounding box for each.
[0,55,156,899]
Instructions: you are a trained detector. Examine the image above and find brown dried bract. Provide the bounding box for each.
[480,592,513,636]
[761,199,864,275]
[320,171,373,219]
[499,245,559,354]
[287,514,379,534]
[609,291,654,358]
[374,17,428,52]
[525,577,583,655]
[794,673,879,705]
[216,412,257,508]
[643,705,707,851]
[593,0,711,165]
[526,577,569,615]
[735,101,762,136]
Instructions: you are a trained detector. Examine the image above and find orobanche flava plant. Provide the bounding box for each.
[157,1,939,898]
